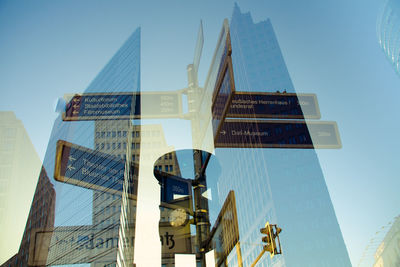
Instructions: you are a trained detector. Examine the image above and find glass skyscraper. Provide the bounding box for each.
[377,0,400,76]
[201,4,352,267]
[18,27,141,266]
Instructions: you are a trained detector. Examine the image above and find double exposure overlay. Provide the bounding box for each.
[1,2,400,267]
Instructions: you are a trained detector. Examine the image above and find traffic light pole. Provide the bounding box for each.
[250,248,268,267]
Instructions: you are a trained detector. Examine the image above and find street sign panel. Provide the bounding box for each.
[206,191,239,267]
[211,20,235,139]
[215,120,341,149]
[154,170,193,204]
[63,91,182,121]
[28,226,131,266]
[54,140,136,198]
[227,92,320,119]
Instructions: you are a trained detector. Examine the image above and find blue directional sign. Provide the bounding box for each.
[54,140,136,198]
[63,92,182,121]
[215,120,341,149]
[154,171,192,204]
[227,92,321,119]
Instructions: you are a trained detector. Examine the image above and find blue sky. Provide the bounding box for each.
[1,0,400,265]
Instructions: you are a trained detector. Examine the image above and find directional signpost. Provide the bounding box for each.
[215,120,341,149]
[227,92,320,119]
[63,91,183,121]
[54,140,136,198]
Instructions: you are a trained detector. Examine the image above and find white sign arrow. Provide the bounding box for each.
[67,165,76,171]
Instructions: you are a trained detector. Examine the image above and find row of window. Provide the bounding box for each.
[96,141,165,151]
[96,142,127,150]
[94,204,120,215]
[164,153,173,160]
[96,130,129,138]
[94,192,119,201]
[95,130,162,139]
[155,165,174,172]
[93,217,119,226]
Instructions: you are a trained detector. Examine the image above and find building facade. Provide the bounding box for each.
[377,0,400,76]
[373,216,400,267]
[1,167,55,267]
[0,112,43,265]
[200,4,352,266]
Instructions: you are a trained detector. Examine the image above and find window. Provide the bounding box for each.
[123,131,127,137]
[96,132,100,138]
[107,143,110,150]
[123,142,126,149]
[107,131,111,138]
[136,131,140,137]
[101,131,105,138]
[118,131,121,137]
[136,143,140,149]
[169,165,173,172]
[101,143,105,149]
[96,143,99,150]
[112,131,116,138]
[118,143,121,149]
[131,143,135,149]
[112,143,116,150]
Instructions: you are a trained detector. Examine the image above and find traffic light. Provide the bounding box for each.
[260,222,275,257]
[260,222,282,258]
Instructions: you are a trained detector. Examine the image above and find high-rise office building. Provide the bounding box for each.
[0,111,43,265]
[14,24,184,266]
[377,0,400,76]
[1,166,56,267]
[93,120,181,266]
[201,4,352,266]
[13,27,142,266]
[373,215,400,267]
